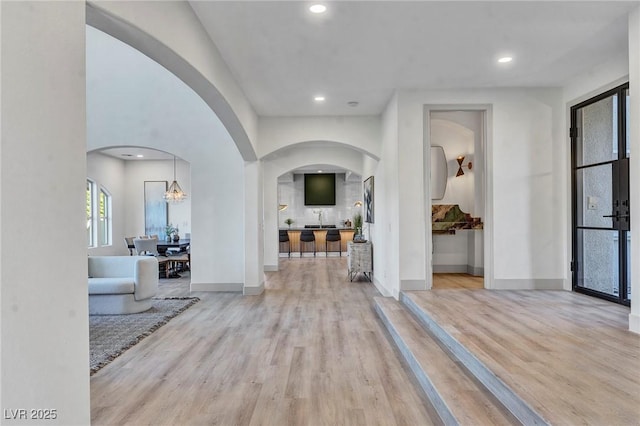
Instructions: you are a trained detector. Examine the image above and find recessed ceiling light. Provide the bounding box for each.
[136,154,144,158]
[121,154,133,157]
[317,170,323,173]
[309,4,327,14]
[498,56,513,63]
[314,95,325,102]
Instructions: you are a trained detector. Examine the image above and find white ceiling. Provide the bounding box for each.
[98,147,176,161]
[190,1,637,116]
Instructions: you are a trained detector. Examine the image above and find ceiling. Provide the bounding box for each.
[190,1,637,116]
[98,147,176,161]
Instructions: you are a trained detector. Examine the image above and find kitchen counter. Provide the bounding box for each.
[281,227,355,231]
[279,228,355,254]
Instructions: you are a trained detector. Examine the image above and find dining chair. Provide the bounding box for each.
[133,238,171,278]
[124,236,136,255]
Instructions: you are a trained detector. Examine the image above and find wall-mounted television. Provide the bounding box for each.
[304,173,336,206]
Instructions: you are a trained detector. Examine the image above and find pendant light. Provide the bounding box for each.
[164,156,187,204]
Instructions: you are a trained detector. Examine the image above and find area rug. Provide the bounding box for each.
[89,297,199,375]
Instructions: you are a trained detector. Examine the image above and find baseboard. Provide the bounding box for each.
[400,279,427,291]
[432,265,467,273]
[190,282,243,292]
[629,313,640,334]
[432,264,484,276]
[244,282,265,296]
[491,279,563,290]
[372,276,392,297]
[264,264,278,272]
[467,265,484,276]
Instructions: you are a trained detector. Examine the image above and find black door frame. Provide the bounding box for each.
[571,82,630,306]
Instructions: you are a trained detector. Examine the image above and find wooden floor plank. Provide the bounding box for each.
[376,297,516,426]
[405,288,640,425]
[91,259,438,425]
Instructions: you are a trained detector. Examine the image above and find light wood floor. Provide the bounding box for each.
[405,289,640,425]
[432,273,483,289]
[90,259,439,425]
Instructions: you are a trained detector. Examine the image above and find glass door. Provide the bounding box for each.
[571,83,630,305]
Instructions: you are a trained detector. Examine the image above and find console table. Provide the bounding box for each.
[347,241,372,281]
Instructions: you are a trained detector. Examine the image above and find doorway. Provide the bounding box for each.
[571,83,631,305]
[429,109,486,289]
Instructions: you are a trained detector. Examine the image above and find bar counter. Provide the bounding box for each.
[280,228,355,254]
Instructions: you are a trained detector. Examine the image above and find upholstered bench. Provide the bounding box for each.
[88,256,158,315]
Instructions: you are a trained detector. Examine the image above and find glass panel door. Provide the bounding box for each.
[571,83,630,305]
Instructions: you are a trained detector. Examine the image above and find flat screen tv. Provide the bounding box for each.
[304,173,336,206]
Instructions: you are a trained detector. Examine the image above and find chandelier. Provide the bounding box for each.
[164,156,187,204]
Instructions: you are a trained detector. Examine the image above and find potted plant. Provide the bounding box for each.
[165,224,176,242]
[284,218,294,229]
[353,213,364,242]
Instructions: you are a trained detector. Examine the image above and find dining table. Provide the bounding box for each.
[156,238,190,253]
[128,238,190,255]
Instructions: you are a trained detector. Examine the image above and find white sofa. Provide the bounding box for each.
[88,256,158,315]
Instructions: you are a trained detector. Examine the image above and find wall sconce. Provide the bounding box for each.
[278,204,288,211]
[456,156,473,177]
[353,201,363,207]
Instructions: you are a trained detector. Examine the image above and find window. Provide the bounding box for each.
[87,180,113,247]
[87,179,95,247]
[99,187,112,246]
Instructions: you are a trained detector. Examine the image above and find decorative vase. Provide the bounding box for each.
[172,233,180,242]
[166,236,171,242]
[353,228,366,243]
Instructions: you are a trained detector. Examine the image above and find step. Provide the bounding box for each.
[374,297,517,426]
[399,292,549,426]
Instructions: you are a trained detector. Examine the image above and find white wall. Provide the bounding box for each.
[372,93,401,297]
[396,88,567,291]
[430,117,475,213]
[1,2,90,422]
[86,25,245,289]
[258,116,381,160]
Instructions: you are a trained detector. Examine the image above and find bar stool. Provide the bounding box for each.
[279,230,291,257]
[325,229,342,256]
[299,230,316,257]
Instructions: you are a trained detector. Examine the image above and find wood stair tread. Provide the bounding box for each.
[375,297,516,426]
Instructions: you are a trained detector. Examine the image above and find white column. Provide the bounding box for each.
[1,1,90,422]
[397,95,428,291]
[262,164,280,271]
[244,161,265,295]
[629,6,640,334]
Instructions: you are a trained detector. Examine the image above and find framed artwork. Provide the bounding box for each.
[364,176,374,223]
[144,181,168,238]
